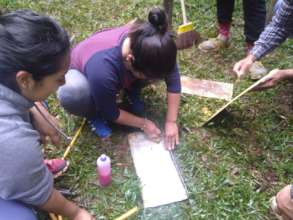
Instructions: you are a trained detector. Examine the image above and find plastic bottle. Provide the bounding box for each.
[97,154,112,187]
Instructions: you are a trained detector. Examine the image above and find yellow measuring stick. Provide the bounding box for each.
[62,118,86,159]
[114,206,139,220]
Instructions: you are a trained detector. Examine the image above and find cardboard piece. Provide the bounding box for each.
[202,74,270,126]
[129,132,188,208]
[181,76,234,101]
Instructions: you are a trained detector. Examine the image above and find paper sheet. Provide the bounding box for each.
[129,132,188,208]
[181,76,234,101]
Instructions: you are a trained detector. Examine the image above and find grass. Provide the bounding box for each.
[2,0,293,219]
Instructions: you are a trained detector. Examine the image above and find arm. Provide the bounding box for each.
[115,109,161,141]
[164,92,180,150]
[30,102,61,146]
[251,0,293,59]
[253,68,293,91]
[164,64,181,150]
[234,0,293,78]
[39,189,94,220]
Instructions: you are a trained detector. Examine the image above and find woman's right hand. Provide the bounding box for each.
[143,119,161,142]
[73,208,95,220]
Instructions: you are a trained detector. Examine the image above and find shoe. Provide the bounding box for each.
[249,61,268,80]
[198,34,230,52]
[45,158,69,179]
[88,116,112,138]
[270,196,284,220]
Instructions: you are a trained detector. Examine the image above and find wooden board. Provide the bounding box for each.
[181,76,234,101]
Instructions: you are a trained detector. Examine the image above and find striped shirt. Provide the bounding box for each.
[251,0,293,59]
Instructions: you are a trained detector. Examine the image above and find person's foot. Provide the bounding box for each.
[45,158,69,179]
[249,61,268,80]
[88,116,112,138]
[198,34,230,52]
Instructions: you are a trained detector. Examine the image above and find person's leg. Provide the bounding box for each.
[57,69,111,138]
[0,199,37,220]
[217,0,235,37]
[271,184,293,220]
[57,69,96,119]
[198,0,234,51]
[243,0,266,46]
[243,0,267,79]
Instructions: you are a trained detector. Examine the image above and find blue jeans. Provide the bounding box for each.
[0,199,37,220]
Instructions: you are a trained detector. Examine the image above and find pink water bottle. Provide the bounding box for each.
[97,154,112,187]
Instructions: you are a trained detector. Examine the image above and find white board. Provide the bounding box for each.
[129,132,188,208]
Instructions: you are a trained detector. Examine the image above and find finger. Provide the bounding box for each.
[175,133,179,145]
[169,137,175,150]
[164,137,170,150]
[154,128,161,137]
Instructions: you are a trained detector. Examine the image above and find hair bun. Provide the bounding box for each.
[148,7,168,33]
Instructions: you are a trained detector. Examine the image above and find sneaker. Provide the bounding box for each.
[198,34,230,52]
[249,61,268,80]
[88,116,112,138]
[270,196,284,220]
[45,158,69,179]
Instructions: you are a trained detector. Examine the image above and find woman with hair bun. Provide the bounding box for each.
[58,8,181,150]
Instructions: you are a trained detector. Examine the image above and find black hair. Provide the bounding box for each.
[128,7,177,79]
[0,10,70,92]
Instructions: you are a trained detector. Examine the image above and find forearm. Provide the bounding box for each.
[39,189,80,219]
[251,0,293,60]
[166,92,180,122]
[281,68,293,80]
[115,109,145,129]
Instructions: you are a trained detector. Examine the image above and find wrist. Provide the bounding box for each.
[247,54,257,63]
[280,69,293,80]
[166,120,176,123]
[140,118,147,131]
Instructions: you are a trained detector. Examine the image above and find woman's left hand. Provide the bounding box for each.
[164,121,179,150]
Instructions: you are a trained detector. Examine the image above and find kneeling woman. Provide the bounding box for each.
[0,10,93,219]
[58,8,181,150]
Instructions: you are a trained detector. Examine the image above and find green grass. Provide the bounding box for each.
[2,0,293,219]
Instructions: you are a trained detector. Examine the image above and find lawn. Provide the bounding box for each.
[1,0,293,219]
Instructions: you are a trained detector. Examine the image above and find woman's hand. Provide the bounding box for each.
[143,119,161,142]
[164,121,179,150]
[30,102,61,146]
[253,69,285,91]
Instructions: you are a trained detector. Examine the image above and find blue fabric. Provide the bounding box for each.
[89,115,112,138]
[0,199,37,220]
[84,36,181,122]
